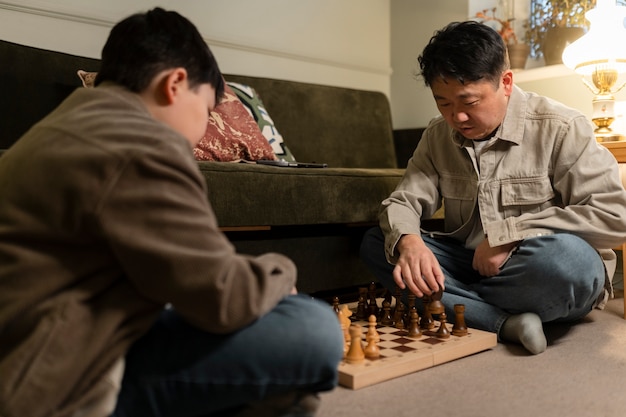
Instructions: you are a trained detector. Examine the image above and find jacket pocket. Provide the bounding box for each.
[2,299,91,417]
[500,177,555,217]
[440,175,476,228]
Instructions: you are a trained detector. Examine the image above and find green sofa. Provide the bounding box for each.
[0,39,406,295]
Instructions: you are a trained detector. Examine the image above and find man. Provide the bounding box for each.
[0,8,343,417]
[361,21,626,355]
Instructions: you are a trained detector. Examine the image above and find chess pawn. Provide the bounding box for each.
[420,299,435,330]
[366,314,380,343]
[332,296,340,315]
[407,310,422,338]
[364,315,381,359]
[428,290,445,315]
[346,324,365,364]
[394,302,405,330]
[356,290,368,320]
[452,304,469,336]
[337,305,353,356]
[340,321,350,356]
[380,299,394,326]
[436,311,451,339]
[364,336,380,359]
[393,284,403,315]
[407,293,416,312]
[368,282,379,317]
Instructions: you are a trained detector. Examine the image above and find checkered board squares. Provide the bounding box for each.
[338,320,497,390]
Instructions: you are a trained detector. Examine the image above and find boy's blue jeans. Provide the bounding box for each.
[111,294,343,416]
[360,227,606,336]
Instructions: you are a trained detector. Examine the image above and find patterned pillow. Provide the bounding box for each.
[194,83,276,162]
[77,70,275,162]
[227,82,296,162]
[77,70,96,88]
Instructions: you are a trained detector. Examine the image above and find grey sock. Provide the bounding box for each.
[500,313,547,355]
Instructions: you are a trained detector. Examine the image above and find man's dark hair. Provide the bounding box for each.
[418,21,510,87]
[95,8,224,100]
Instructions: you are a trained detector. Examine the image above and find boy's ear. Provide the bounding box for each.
[160,68,189,104]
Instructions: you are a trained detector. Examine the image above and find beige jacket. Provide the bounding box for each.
[380,86,626,302]
[0,84,296,417]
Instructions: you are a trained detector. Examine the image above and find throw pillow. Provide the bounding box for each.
[227,82,296,162]
[77,70,276,162]
[194,83,277,162]
[77,70,97,88]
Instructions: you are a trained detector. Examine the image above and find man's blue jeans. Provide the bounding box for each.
[360,227,606,336]
[111,294,343,416]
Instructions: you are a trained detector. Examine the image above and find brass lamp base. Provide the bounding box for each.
[595,127,626,142]
[593,116,625,142]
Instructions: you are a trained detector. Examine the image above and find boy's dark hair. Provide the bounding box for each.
[418,21,510,87]
[95,8,224,100]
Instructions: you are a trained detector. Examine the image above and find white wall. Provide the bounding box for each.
[390,0,469,129]
[3,0,618,133]
[0,0,391,95]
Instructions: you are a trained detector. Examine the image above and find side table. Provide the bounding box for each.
[602,140,626,319]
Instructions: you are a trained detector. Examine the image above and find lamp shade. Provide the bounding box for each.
[562,0,626,75]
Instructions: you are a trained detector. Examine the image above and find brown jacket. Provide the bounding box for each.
[0,84,296,417]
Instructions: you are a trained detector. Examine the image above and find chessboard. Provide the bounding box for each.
[333,285,497,390]
[338,316,497,390]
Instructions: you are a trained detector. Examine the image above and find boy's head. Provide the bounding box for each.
[418,21,510,88]
[96,8,225,145]
[95,8,224,100]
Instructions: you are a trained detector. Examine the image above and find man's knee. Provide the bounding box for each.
[360,227,384,263]
[518,234,605,288]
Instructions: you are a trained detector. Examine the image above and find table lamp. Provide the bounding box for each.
[562,0,626,142]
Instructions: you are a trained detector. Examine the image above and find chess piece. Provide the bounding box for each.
[332,296,340,315]
[452,304,469,336]
[394,301,405,330]
[407,310,422,338]
[420,296,435,330]
[337,304,353,356]
[364,315,380,359]
[393,284,402,316]
[364,339,380,359]
[368,282,379,317]
[356,288,368,320]
[345,324,365,363]
[407,293,416,312]
[380,299,394,326]
[366,314,380,343]
[364,336,380,359]
[428,290,445,315]
[436,311,451,339]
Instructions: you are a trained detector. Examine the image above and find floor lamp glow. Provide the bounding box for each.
[562,0,626,142]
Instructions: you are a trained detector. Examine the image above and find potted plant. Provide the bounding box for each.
[475,7,531,70]
[525,0,595,65]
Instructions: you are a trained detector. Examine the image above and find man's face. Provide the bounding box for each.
[431,71,513,140]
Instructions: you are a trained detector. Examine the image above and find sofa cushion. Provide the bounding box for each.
[199,161,404,227]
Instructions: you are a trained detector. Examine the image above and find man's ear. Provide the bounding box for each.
[502,69,514,96]
[160,68,189,104]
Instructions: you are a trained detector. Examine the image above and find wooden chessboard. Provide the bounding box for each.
[338,318,497,390]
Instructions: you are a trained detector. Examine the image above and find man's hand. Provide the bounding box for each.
[472,237,519,277]
[393,234,445,298]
